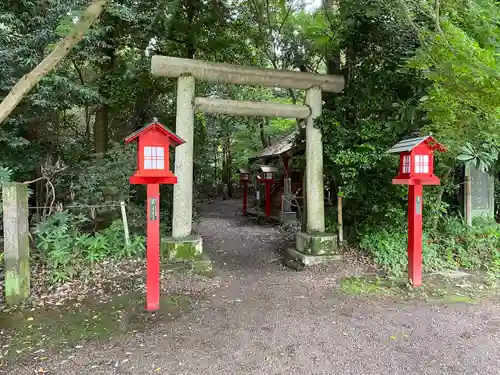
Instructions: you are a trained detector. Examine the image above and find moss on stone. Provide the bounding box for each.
[4,270,21,304]
[161,236,202,263]
[4,256,30,305]
[297,233,338,255]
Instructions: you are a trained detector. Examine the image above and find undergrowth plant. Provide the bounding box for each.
[360,217,500,277]
[33,211,145,284]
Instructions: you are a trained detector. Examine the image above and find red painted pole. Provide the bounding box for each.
[408,184,423,287]
[146,183,160,311]
[265,182,271,217]
[242,182,248,216]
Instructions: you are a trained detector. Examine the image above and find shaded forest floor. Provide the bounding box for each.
[3,199,500,375]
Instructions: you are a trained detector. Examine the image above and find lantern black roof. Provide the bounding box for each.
[259,165,279,173]
[386,136,446,154]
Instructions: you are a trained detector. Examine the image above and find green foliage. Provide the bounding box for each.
[457,142,500,172]
[324,206,338,234]
[407,0,500,162]
[33,211,145,284]
[360,219,500,277]
[0,166,13,185]
[1,0,499,283]
[0,166,13,220]
[59,142,136,206]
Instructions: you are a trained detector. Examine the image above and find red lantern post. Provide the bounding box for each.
[125,118,185,311]
[259,165,278,217]
[387,136,446,287]
[239,168,250,216]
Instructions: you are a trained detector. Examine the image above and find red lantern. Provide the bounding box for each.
[125,120,185,185]
[239,168,251,216]
[239,169,250,183]
[387,136,446,287]
[389,136,446,186]
[125,118,184,312]
[259,165,278,217]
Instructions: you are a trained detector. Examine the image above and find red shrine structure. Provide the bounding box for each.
[387,135,446,287]
[125,118,184,311]
[238,168,251,216]
[257,165,279,217]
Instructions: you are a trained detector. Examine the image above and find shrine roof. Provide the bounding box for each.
[248,130,298,161]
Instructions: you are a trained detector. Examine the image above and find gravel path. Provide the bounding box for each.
[6,199,500,374]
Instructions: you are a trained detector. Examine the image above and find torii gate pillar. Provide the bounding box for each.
[172,75,196,239]
[305,86,325,232]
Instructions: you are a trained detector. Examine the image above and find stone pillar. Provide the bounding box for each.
[172,75,195,238]
[305,86,325,233]
[466,165,495,220]
[2,183,30,305]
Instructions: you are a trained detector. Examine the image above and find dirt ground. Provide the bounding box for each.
[5,199,500,374]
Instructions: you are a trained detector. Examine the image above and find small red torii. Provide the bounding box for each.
[387,135,446,287]
[125,118,184,311]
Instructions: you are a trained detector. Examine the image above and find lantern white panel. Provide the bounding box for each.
[414,154,429,174]
[144,146,165,170]
[403,155,411,173]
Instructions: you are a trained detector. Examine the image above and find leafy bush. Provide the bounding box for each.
[56,142,176,233]
[360,218,500,277]
[33,211,145,284]
[433,218,500,272]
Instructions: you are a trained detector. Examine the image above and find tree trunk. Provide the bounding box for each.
[185,0,198,59]
[322,0,342,110]
[94,106,109,153]
[0,0,107,125]
[93,14,116,153]
[259,118,268,148]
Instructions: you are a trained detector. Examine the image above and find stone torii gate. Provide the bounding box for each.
[152,56,344,262]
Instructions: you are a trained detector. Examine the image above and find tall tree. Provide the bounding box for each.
[0,0,106,125]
